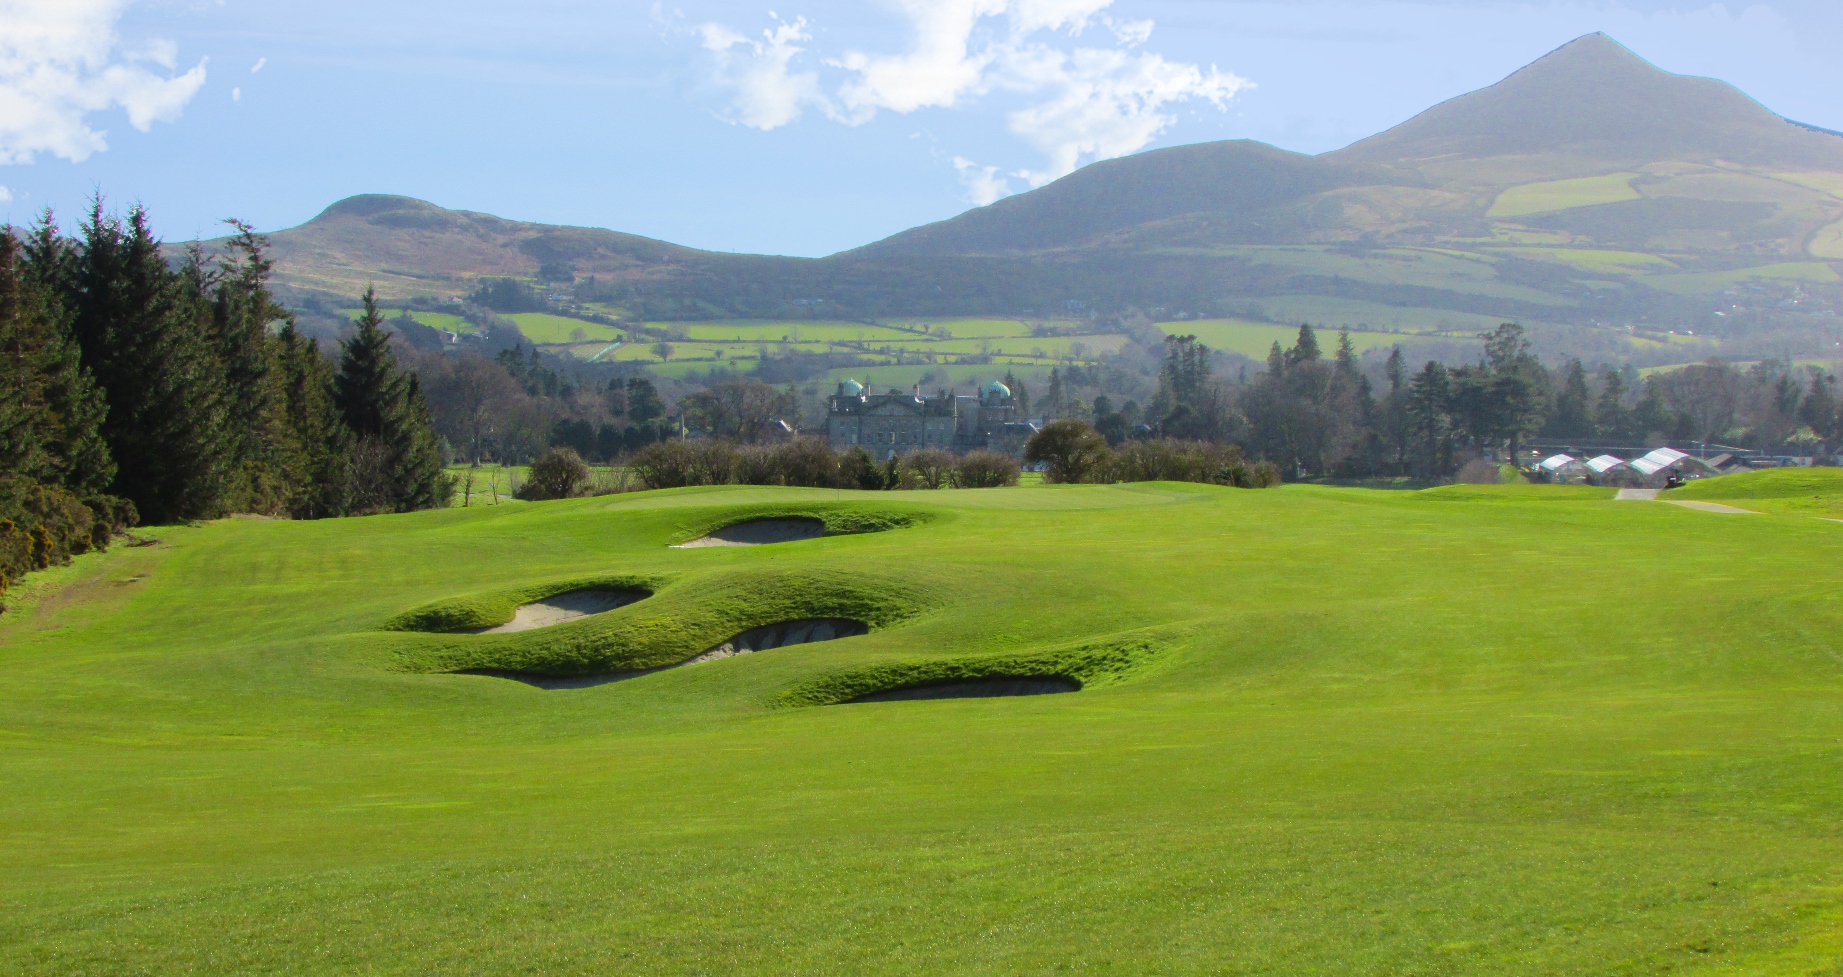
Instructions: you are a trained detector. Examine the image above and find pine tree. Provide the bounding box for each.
[210,221,296,514]
[1384,346,1406,394]
[334,288,452,512]
[1334,329,1357,377]
[40,204,233,523]
[275,325,348,518]
[1545,358,1592,438]
[1287,324,1320,365]
[0,232,114,494]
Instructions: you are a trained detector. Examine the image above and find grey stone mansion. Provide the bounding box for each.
[825,379,1040,458]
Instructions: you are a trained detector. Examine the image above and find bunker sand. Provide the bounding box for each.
[462,618,869,689]
[466,590,646,634]
[672,518,825,548]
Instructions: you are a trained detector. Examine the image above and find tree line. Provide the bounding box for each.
[1,205,450,606]
[1045,322,1842,481]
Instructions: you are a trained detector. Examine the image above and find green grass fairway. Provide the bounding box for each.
[1668,466,1843,518]
[1487,173,1642,218]
[5,483,1843,973]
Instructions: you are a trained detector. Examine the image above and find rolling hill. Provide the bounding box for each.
[211,34,1843,365]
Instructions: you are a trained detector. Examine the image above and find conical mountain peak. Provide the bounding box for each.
[1331,33,1843,169]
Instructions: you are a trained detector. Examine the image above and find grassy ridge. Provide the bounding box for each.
[1668,466,1843,518]
[3,482,1843,972]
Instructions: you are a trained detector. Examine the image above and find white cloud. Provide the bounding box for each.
[0,184,11,203]
[250,57,266,74]
[953,155,1012,205]
[698,1,1248,200]
[231,86,240,103]
[697,16,828,130]
[0,0,208,165]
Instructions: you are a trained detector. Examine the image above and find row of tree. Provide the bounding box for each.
[1,206,452,605]
[1098,322,1843,481]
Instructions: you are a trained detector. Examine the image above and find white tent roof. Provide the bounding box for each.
[1586,454,1627,473]
[1539,453,1578,471]
[1630,457,1666,476]
[1638,447,1690,468]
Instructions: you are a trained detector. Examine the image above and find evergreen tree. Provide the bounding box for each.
[1594,367,1632,440]
[1287,324,1320,365]
[1797,372,1837,441]
[335,288,453,512]
[1545,358,1592,438]
[1407,361,1452,478]
[39,204,233,523]
[1334,329,1357,378]
[210,222,295,514]
[274,324,348,518]
[1044,366,1064,419]
[0,232,114,494]
[1384,346,1405,395]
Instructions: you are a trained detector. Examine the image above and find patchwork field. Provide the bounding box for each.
[4,480,1842,974]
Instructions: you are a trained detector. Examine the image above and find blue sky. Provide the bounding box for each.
[1,0,1839,257]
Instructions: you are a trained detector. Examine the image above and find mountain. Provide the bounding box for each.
[211,34,1843,362]
[1331,33,1843,169]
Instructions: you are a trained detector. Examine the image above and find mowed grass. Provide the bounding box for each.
[4,483,1843,974]
[1487,173,1642,218]
[1668,466,1843,518]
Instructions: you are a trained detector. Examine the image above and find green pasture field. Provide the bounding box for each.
[5,481,1843,973]
[1164,318,1432,359]
[507,313,624,344]
[877,317,1053,338]
[342,309,476,334]
[1233,295,1521,335]
[1809,219,1843,260]
[655,321,923,343]
[818,363,1041,392]
[1482,246,1679,275]
[1487,173,1642,218]
[1668,466,1843,519]
[1195,245,1576,307]
[1644,261,1842,297]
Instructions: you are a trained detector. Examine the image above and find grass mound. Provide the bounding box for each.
[1414,483,1615,502]
[1668,467,1843,517]
[778,627,1180,708]
[380,574,667,633]
[390,565,942,680]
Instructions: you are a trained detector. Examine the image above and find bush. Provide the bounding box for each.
[771,439,844,488]
[954,451,1020,488]
[1250,460,1283,488]
[517,447,591,500]
[902,449,957,489]
[631,440,741,489]
[1108,439,1249,485]
[1025,420,1112,484]
[0,477,137,610]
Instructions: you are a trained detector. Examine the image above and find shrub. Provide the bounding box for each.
[631,440,740,489]
[902,449,957,489]
[771,439,844,488]
[1025,419,1112,484]
[517,447,591,500]
[1108,439,1249,485]
[1250,460,1283,487]
[0,477,137,610]
[954,451,1020,488]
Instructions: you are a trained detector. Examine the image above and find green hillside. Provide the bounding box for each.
[197,33,1843,366]
[5,484,1843,973]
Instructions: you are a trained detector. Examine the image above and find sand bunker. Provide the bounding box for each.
[849,677,1080,703]
[457,617,869,689]
[465,589,647,634]
[673,518,826,548]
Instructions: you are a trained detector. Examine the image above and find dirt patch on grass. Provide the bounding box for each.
[463,590,648,634]
[457,617,869,689]
[847,676,1080,703]
[672,518,826,548]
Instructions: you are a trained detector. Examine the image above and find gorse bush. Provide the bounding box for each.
[516,447,592,501]
[627,439,1021,491]
[1024,422,1283,489]
[0,477,137,606]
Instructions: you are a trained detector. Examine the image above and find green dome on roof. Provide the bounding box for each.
[839,378,864,396]
[983,380,1010,398]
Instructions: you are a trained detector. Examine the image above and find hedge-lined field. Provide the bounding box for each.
[3,482,1842,974]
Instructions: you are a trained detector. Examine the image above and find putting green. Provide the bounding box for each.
[3,481,1842,974]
